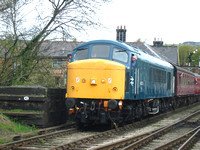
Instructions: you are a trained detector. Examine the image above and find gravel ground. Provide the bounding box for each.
[191,138,200,150]
[18,103,200,150]
[88,104,200,150]
[141,124,196,150]
[29,131,99,149]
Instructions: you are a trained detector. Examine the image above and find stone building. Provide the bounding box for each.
[0,27,179,87]
[39,41,83,86]
[116,26,179,65]
[38,27,179,87]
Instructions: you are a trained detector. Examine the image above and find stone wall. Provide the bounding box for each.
[0,86,67,128]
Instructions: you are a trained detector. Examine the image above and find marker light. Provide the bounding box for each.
[82,78,86,83]
[91,79,97,85]
[118,101,123,106]
[101,79,105,83]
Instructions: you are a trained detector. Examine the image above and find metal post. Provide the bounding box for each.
[188,49,198,67]
[199,56,200,68]
[188,52,191,66]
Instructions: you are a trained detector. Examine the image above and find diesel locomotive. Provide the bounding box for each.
[65,40,200,127]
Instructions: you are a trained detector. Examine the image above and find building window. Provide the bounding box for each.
[52,60,63,68]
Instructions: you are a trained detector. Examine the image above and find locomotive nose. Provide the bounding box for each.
[66,59,125,100]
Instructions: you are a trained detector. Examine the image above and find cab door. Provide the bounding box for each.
[129,54,138,99]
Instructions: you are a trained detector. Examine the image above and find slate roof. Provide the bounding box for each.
[127,42,160,57]
[151,45,179,65]
[127,42,179,65]
[37,41,179,65]
[39,41,159,59]
[39,41,84,58]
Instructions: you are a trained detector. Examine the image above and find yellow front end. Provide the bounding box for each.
[66,59,125,100]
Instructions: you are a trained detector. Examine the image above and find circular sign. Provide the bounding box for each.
[24,96,29,101]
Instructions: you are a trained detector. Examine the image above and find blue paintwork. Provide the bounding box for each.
[71,40,174,100]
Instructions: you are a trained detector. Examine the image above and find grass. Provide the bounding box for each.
[0,114,38,144]
[0,108,43,113]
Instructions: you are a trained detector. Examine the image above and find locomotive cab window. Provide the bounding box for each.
[73,47,89,61]
[112,48,128,63]
[91,45,110,58]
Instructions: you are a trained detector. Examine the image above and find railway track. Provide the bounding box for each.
[91,110,200,150]
[0,123,77,150]
[0,128,78,150]
[1,122,76,142]
[0,102,199,150]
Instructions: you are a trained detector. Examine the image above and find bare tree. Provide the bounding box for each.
[0,0,110,85]
[0,0,11,12]
[0,0,32,85]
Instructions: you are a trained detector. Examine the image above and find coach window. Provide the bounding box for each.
[73,47,89,61]
[112,48,128,63]
[91,45,110,58]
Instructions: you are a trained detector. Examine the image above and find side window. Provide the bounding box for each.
[112,47,128,63]
[150,68,166,83]
[91,45,110,58]
[73,47,89,61]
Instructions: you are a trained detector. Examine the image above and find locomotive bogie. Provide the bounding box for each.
[67,99,124,124]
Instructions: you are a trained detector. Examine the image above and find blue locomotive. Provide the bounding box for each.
[65,40,175,126]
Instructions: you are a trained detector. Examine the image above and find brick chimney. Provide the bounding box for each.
[116,26,126,42]
[153,37,163,47]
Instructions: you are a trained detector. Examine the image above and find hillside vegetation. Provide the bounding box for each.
[179,44,200,67]
[0,114,36,144]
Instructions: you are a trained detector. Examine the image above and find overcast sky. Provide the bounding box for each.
[76,0,200,45]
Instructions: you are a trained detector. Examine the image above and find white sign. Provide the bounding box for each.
[108,78,112,84]
[24,96,29,101]
[76,77,80,83]
[130,81,134,86]
[130,76,134,86]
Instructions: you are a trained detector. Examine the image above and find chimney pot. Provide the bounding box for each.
[153,37,163,47]
[116,25,127,42]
